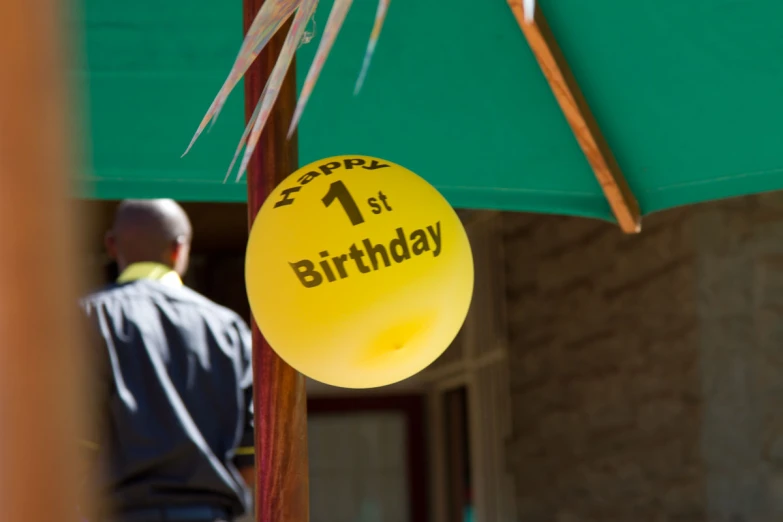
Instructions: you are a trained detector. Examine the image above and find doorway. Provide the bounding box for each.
[307,396,428,522]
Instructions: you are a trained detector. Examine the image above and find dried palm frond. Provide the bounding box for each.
[225,83,267,182]
[288,0,354,138]
[185,0,384,181]
[233,0,318,181]
[184,0,301,157]
[354,0,390,95]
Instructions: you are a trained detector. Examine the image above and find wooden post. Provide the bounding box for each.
[0,0,85,521]
[243,2,310,522]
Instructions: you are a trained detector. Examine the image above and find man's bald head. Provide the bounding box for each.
[106,199,193,276]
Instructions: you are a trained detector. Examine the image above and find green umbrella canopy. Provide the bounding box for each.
[76,0,783,224]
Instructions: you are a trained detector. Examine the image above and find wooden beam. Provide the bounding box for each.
[0,0,85,521]
[508,2,642,233]
[243,2,310,522]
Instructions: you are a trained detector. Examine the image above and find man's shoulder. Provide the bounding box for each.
[172,285,248,325]
[81,282,247,327]
[80,283,123,310]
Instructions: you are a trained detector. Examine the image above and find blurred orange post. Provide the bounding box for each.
[0,0,85,521]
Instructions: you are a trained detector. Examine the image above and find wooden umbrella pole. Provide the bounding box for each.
[0,0,85,521]
[243,2,310,522]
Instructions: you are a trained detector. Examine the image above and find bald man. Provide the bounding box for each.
[80,200,255,522]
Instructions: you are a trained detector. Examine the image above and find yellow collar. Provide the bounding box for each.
[117,262,183,287]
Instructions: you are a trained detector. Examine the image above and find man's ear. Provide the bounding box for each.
[169,240,183,265]
[170,236,190,275]
[104,231,117,260]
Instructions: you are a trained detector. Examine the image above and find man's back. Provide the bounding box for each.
[81,278,254,518]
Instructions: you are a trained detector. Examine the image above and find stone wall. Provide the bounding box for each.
[501,194,783,522]
[697,195,783,522]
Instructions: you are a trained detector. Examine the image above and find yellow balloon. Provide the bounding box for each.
[245,155,474,388]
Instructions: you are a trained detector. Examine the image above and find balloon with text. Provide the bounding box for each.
[245,155,474,388]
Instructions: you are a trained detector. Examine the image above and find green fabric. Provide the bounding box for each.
[76,0,783,220]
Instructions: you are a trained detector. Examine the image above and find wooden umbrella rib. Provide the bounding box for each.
[508,2,642,233]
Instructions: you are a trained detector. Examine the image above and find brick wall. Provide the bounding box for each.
[501,194,783,522]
